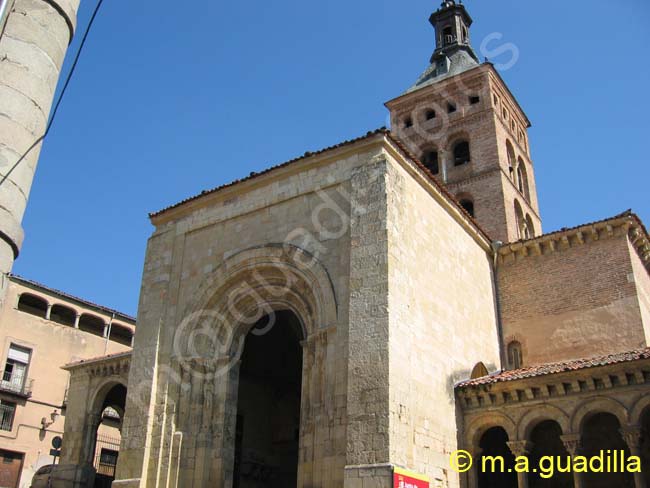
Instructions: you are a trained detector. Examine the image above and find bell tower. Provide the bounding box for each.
[386,0,542,243]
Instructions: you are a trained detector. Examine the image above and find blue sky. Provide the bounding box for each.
[14,0,650,316]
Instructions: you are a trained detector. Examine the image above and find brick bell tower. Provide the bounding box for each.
[386,0,541,243]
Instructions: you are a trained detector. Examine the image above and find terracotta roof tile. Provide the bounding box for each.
[148,128,492,242]
[149,128,391,219]
[457,347,650,388]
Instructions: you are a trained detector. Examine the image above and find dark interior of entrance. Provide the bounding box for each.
[93,384,126,488]
[234,310,303,488]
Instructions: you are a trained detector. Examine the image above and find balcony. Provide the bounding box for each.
[0,372,33,398]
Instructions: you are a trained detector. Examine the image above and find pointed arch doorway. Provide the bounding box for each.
[233,310,304,488]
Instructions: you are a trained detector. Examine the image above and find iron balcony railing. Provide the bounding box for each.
[0,371,33,398]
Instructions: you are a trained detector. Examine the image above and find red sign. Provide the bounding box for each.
[393,467,430,488]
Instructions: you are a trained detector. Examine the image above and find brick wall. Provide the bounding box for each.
[498,229,648,367]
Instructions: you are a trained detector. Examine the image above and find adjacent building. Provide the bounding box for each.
[0,276,134,488]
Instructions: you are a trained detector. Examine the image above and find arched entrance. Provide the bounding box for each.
[528,420,572,488]
[478,427,517,488]
[91,383,126,488]
[233,310,303,488]
[581,412,634,488]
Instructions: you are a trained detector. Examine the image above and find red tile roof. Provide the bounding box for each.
[149,128,391,219]
[148,128,492,242]
[457,347,650,388]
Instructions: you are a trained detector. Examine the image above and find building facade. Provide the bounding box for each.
[56,1,650,488]
[0,276,134,488]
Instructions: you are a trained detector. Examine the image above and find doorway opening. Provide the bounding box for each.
[233,310,303,488]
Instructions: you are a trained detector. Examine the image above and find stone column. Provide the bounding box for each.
[440,149,450,183]
[73,313,81,329]
[0,0,81,305]
[620,425,646,488]
[507,441,533,488]
[45,303,52,320]
[465,449,482,488]
[561,433,583,488]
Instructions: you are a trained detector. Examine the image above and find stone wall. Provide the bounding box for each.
[116,137,392,487]
[384,153,501,487]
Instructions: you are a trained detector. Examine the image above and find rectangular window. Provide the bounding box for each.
[2,344,31,394]
[0,0,15,37]
[0,401,16,431]
[469,95,480,105]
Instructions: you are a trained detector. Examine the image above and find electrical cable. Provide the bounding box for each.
[0,0,105,188]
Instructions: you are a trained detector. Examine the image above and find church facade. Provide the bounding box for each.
[58,2,650,487]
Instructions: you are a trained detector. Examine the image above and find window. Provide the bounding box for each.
[422,150,439,175]
[0,400,16,431]
[507,341,523,370]
[506,140,515,177]
[517,158,530,201]
[459,199,475,217]
[447,102,457,114]
[78,314,106,338]
[525,215,535,239]
[404,117,413,129]
[469,95,480,105]
[442,26,453,45]
[425,109,436,120]
[453,140,470,166]
[50,304,76,327]
[514,200,525,240]
[2,344,30,394]
[462,26,468,43]
[502,108,509,120]
[17,294,48,318]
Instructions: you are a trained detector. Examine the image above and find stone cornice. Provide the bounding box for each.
[497,212,650,272]
[62,351,131,374]
[457,357,650,412]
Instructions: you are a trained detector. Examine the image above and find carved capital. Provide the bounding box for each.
[619,425,643,451]
[507,440,533,457]
[560,433,582,456]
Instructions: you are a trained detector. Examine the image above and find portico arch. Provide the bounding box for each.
[570,396,629,433]
[170,244,338,487]
[517,404,570,440]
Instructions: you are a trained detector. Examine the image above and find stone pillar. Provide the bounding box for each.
[73,313,80,329]
[507,441,533,488]
[440,149,449,183]
[620,425,646,488]
[465,449,482,488]
[345,158,392,487]
[561,433,583,488]
[45,303,52,320]
[0,0,80,305]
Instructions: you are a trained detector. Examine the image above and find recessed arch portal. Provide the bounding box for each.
[172,245,338,487]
